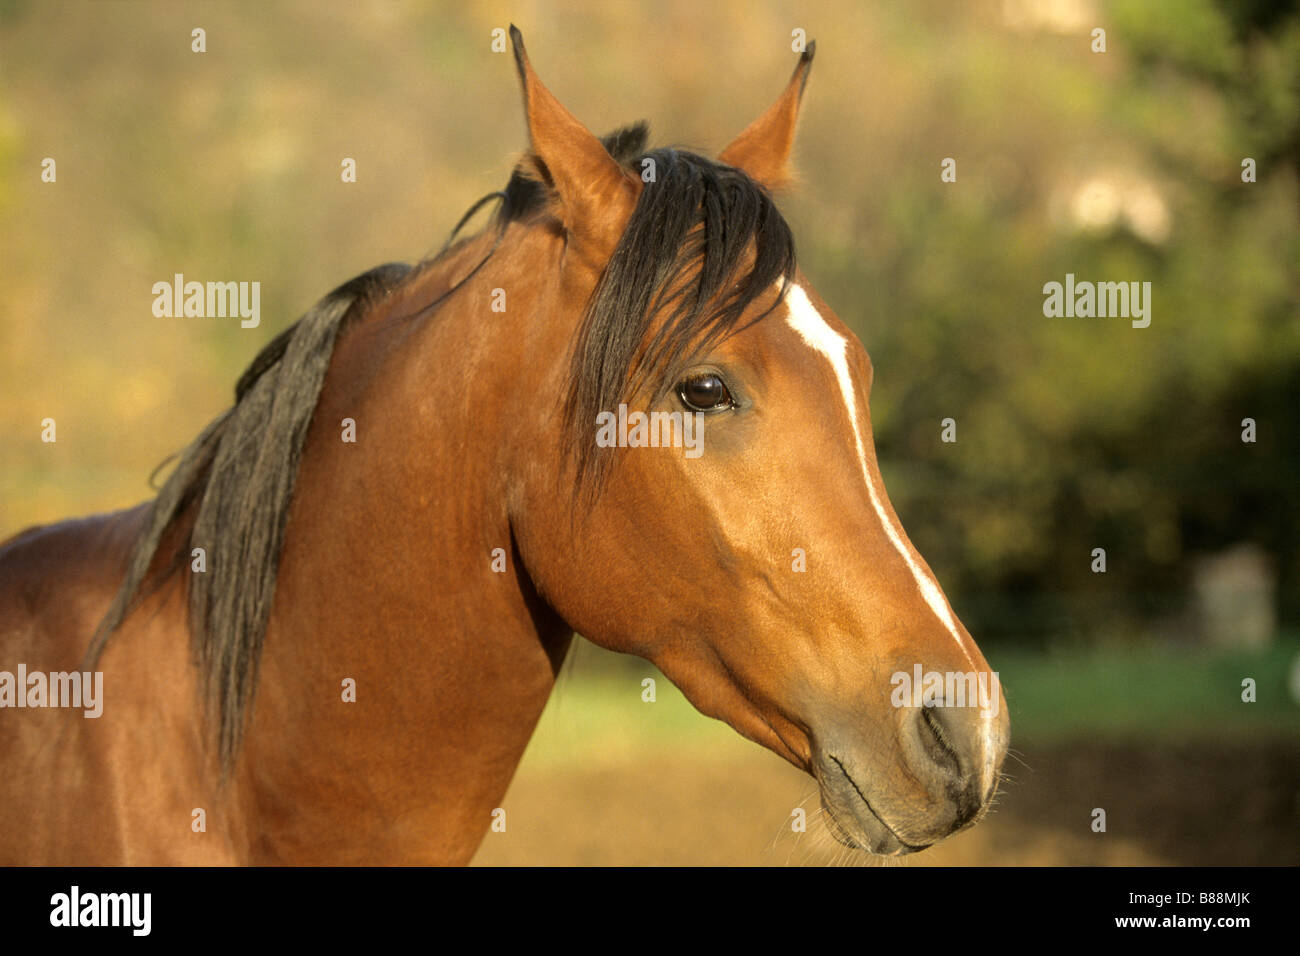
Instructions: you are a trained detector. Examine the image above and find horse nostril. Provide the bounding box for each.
[916,705,964,779]
[906,705,991,830]
[890,682,1009,840]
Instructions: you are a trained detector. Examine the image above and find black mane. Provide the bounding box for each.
[562,137,796,490]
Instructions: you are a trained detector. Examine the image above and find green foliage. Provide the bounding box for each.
[806,0,1300,640]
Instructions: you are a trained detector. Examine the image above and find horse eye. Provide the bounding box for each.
[677,372,733,412]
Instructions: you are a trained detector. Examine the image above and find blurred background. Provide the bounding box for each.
[1,0,1296,864]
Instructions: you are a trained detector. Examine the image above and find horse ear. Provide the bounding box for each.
[509,25,638,261]
[718,42,815,190]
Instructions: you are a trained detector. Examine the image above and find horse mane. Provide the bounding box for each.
[562,141,797,491]
[83,263,411,772]
[85,121,795,774]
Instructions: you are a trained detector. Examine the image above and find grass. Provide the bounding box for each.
[987,635,1300,742]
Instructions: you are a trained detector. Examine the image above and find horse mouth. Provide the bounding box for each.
[819,754,932,856]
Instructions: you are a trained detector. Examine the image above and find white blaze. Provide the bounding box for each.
[783,282,974,665]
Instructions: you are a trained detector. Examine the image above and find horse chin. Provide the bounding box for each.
[822,804,864,849]
[819,793,924,858]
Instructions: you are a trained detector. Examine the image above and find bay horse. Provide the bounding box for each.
[0,28,1008,864]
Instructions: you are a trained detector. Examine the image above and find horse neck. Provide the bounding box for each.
[233,224,580,863]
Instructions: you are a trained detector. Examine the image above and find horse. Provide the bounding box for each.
[0,27,1008,864]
